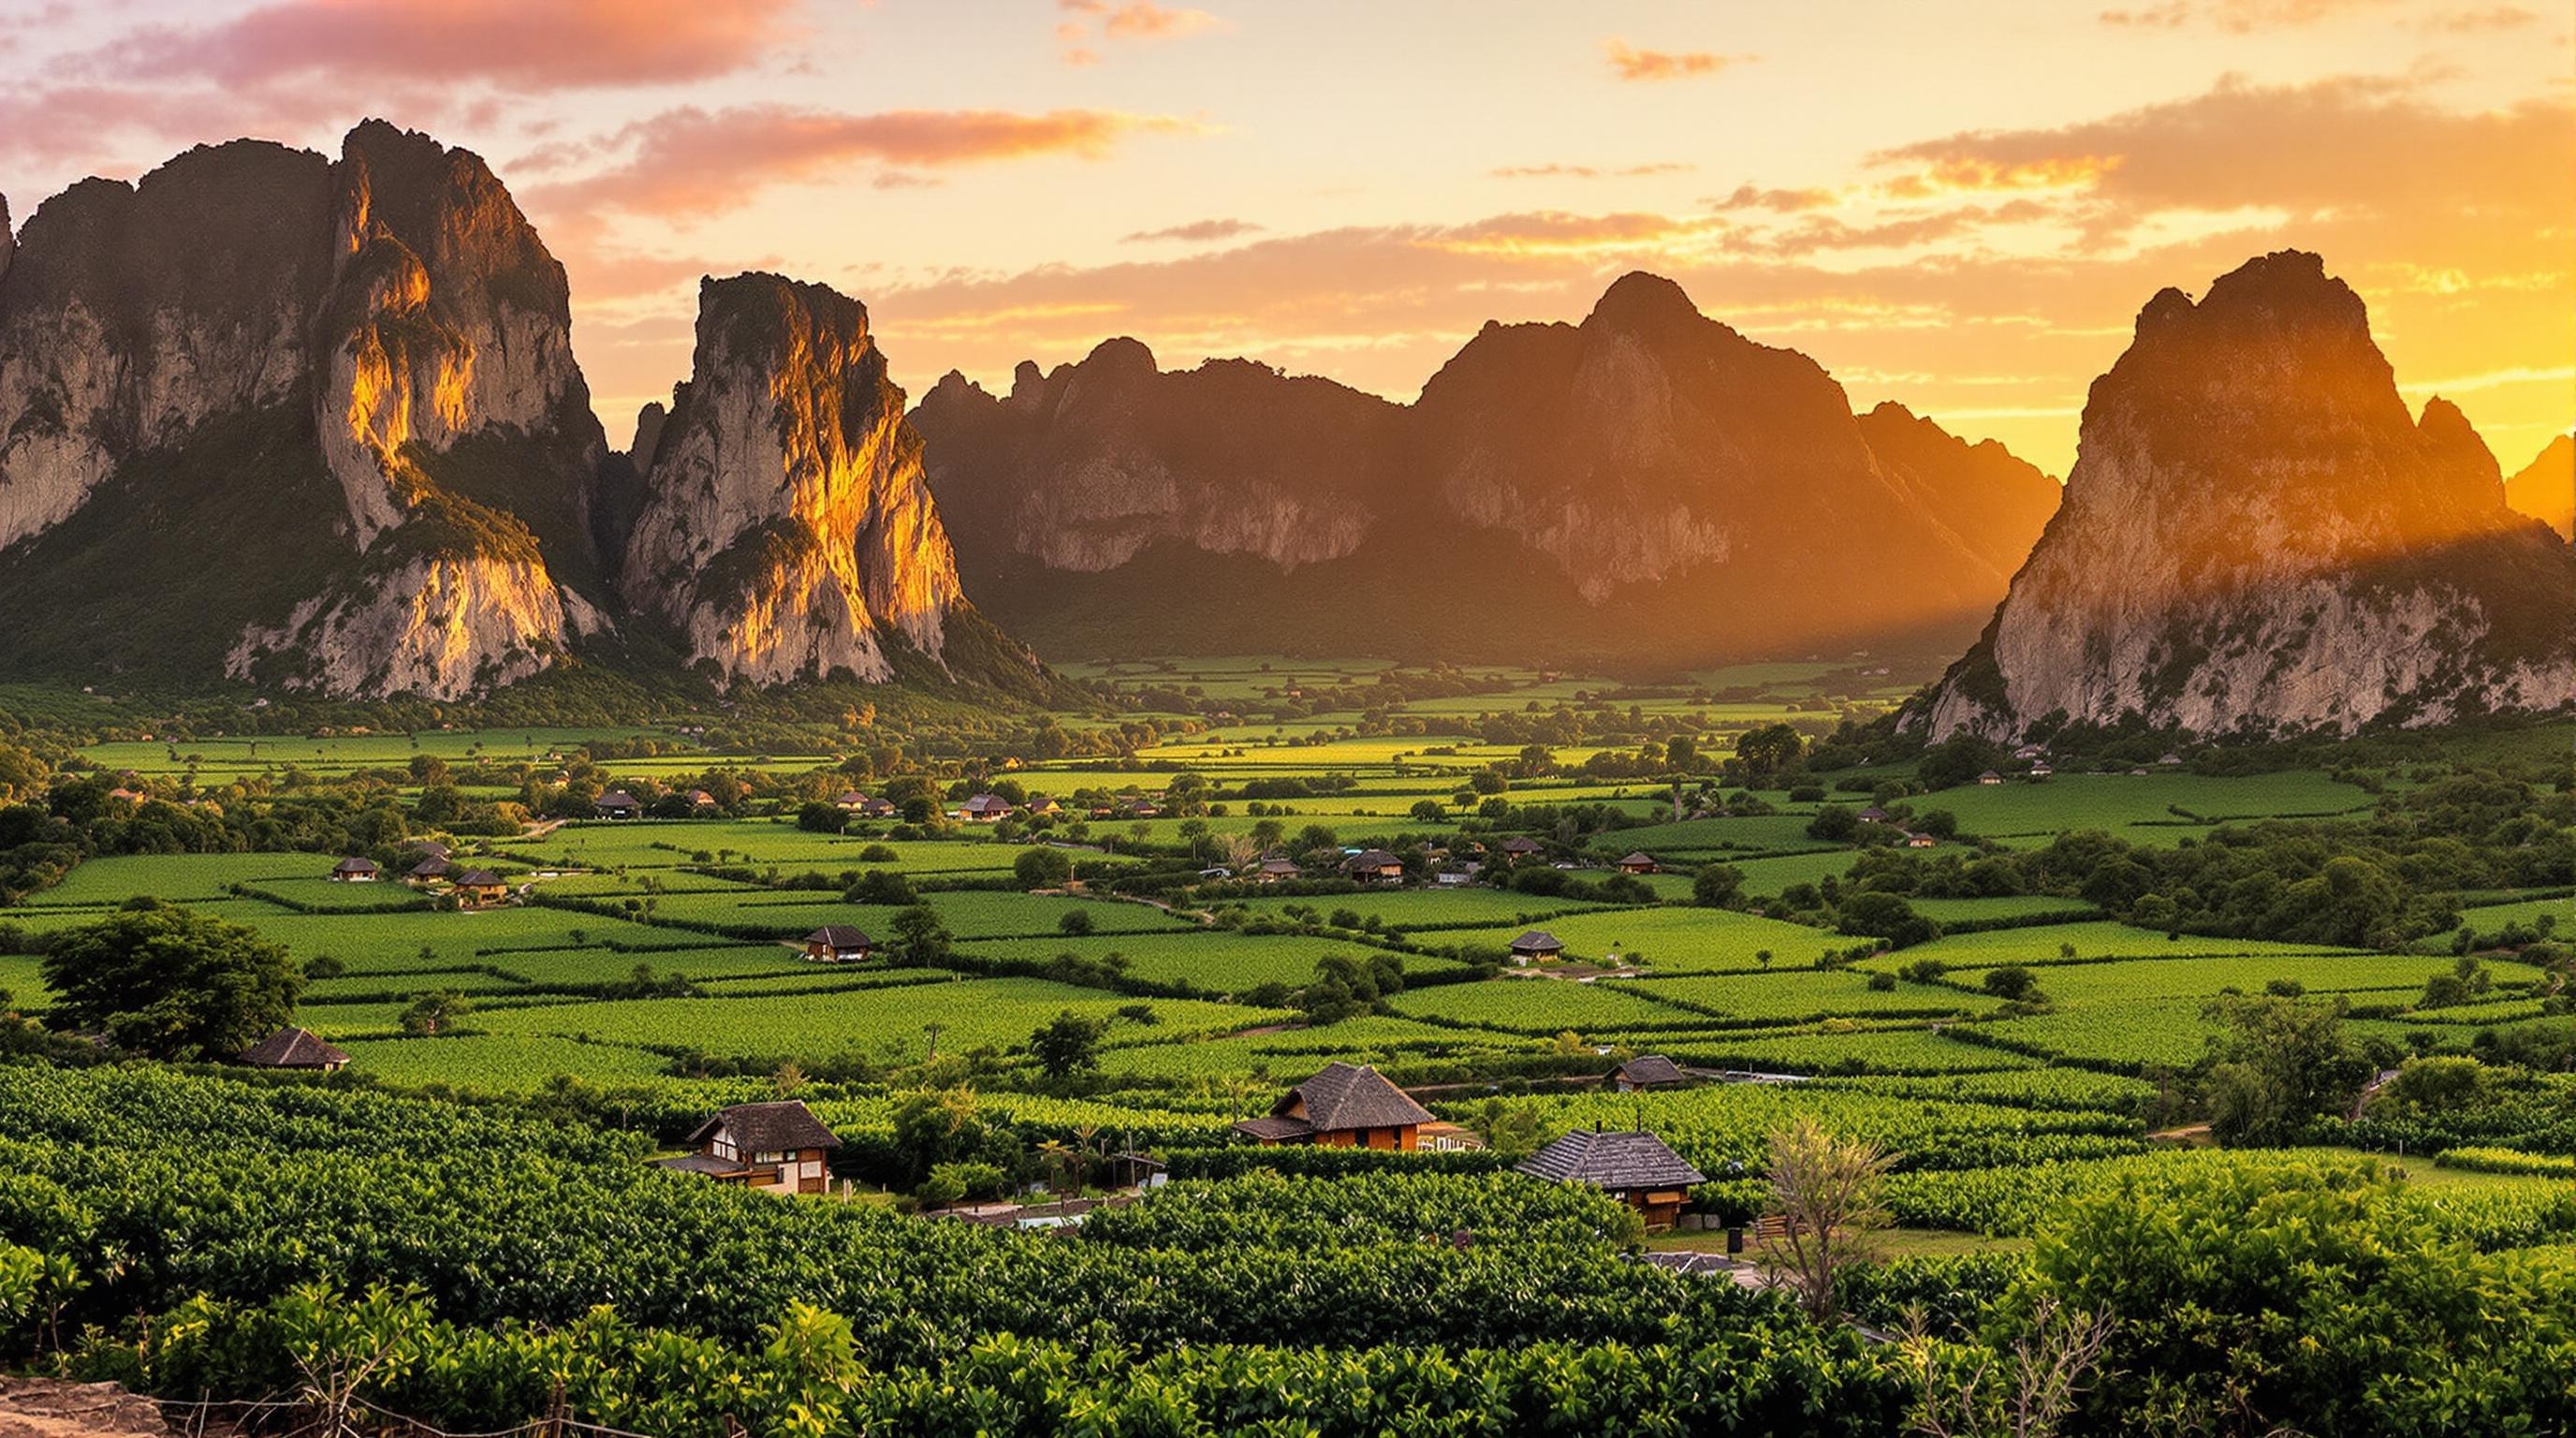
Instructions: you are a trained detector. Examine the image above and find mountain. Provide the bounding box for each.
[2505,433,2573,542]
[622,273,1047,692]
[915,272,2062,668]
[0,121,611,698]
[1915,251,2576,739]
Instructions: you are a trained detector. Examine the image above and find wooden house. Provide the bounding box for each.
[240,1026,351,1072]
[1856,805,1891,824]
[2027,762,2054,780]
[960,793,1015,822]
[1232,1063,1434,1151]
[834,790,871,810]
[858,796,897,818]
[1508,930,1566,964]
[1616,852,1660,875]
[1341,849,1405,885]
[1253,857,1302,883]
[405,856,451,882]
[1023,795,1060,816]
[593,789,642,820]
[802,926,873,963]
[1906,832,1939,849]
[687,789,721,812]
[1607,1054,1689,1092]
[1498,836,1544,862]
[329,857,379,883]
[451,869,509,907]
[1977,770,2004,785]
[1516,1129,1706,1230]
[658,1101,842,1195]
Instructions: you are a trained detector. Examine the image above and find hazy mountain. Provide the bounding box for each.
[1916,251,2576,739]
[2505,433,2574,542]
[915,271,2062,668]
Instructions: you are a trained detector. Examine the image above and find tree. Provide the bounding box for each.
[892,904,952,961]
[1663,735,1698,772]
[1691,864,1746,908]
[1014,846,1074,890]
[1758,1115,1895,1321]
[399,990,471,1036]
[41,901,301,1059]
[1059,909,1094,936]
[1029,1010,1106,1078]
[1734,724,1805,779]
[1983,965,2041,1002]
[1808,804,1860,842]
[796,801,847,834]
[2201,992,2373,1146]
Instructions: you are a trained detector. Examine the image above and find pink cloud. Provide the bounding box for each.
[1601,38,1755,82]
[1056,0,1227,64]
[1124,217,1266,242]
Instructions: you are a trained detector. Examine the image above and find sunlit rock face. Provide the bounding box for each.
[915,271,2060,666]
[2505,433,2573,543]
[0,120,614,697]
[622,273,964,684]
[1919,251,2576,739]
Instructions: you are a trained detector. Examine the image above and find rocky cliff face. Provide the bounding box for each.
[0,121,613,697]
[1917,251,2576,738]
[2506,433,2573,542]
[622,273,970,684]
[915,271,2059,667]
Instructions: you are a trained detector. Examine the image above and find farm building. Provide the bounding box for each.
[241,1026,351,1072]
[960,794,1015,822]
[1342,849,1405,884]
[1508,930,1566,964]
[687,789,720,811]
[1233,1063,1434,1151]
[1254,857,1302,883]
[1616,852,1660,874]
[405,856,450,881]
[1906,832,1939,849]
[593,790,642,820]
[834,790,871,809]
[1498,837,1544,861]
[1856,806,1891,824]
[329,857,378,883]
[1516,1129,1706,1230]
[1977,770,2004,785]
[1023,795,1060,815]
[802,926,873,963]
[660,1100,842,1195]
[450,870,509,907]
[1607,1054,1689,1091]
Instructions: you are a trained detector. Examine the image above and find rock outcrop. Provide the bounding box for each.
[1916,251,2576,738]
[2505,433,2573,542]
[916,271,2061,667]
[0,121,614,697]
[622,273,971,685]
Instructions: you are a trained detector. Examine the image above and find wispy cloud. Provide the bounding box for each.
[1057,0,1227,65]
[1123,217,1266,242]
[1490,162,1695,180]
[1601,38,1755,81]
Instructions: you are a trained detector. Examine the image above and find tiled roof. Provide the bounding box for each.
[1516,1130,1705,1190]
[1281,1062,1433,1131]
[1611,1054,1688,1087]
[690,1100,842,1152]
[804,926,872,947]
[240,1026,351,1068]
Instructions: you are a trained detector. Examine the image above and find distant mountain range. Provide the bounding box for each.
[914,271,2062,668]
[1913,251,2576,739]
[0,123,2565,734]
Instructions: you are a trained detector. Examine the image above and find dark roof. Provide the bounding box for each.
[1617,852,1656,865]
[1258,858,1301,873]
[1510,930,1565,952]
[690,1100,842,1152]
[1343,848,1400,870]
[1857,806,1890,820]
[1277,1062,1434,1132]
[963,793,1011,811]
[407,857,451,878]
[1231,1115,1316,1142]
[331,857,378,873]
[1499,837,1543,854]
[411,841,453,858]
[451,868,505,887]
[804,925,872,947]
[1517,1130,1706,1190]
[1612,1054,1689,1087]
[596,790,640,807]
[240,1027,350,1068]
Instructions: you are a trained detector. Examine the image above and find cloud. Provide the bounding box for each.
[1490,162,1695,180]
[1057,0,1227,63]
[2421,5,2538,30]
[1711,183,1839,213]
[2097,0,2395,30]
[521,105,1206,216]
[1601,38,1754,81]
[76,0,799,89]
[1123,217,1266,242]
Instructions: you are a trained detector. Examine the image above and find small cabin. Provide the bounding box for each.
[593,790,641,820]
[1254,857,1302,883]
[1977,770,2004,786]
[1233,1062,1434,1151]
[1607,1054,1689,1092]
[1856,806,1891,824]
[687,789,720,812]
[960,794,1015,822]
[1342,849,1404,885]
[1508,930,1566,965]
[451,869,509,907]
[411,841,453,859]
[1906,832,1939,849]
[659,1100,842,1195]
[834,790,870,810]
[329,857,379,883]
[405,856,451,882]
[241,1026,351,1072]
[858,797,897,818]
[1023,795,1061,815]
[802,925,873,963]
[1516,1129,1706,1230]
[1498,837,1544,862]
[2027,762,2054,780]
[1616,852,1660,875]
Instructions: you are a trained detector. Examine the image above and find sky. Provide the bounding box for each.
[1,0,2569,476]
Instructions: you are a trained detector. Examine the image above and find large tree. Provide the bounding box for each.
[41,900,302,1059]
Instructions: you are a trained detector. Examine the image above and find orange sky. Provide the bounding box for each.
[2,0,2569,475]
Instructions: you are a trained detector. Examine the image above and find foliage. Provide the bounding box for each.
[39,900,302,1058]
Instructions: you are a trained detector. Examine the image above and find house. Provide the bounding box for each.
[405,856,451,882]
[410,841,453,859]
[1515,1129,1707,1230]
[1856,805,1891,824]
[1977,770,2004,786]
[1022,795,1060,816]
[834,790,871,810]
[1433,864,1479,887]
[1508,930,1566,964]
[687,789,721,812]
[593,789,642,820]
[1616,852,1660,875]
[2027,761,2054,780]
[450,869,509,907]
[1607,1054,1689,1092]
[1415,1122,1488,1152]
[1232,1063,1434,1150]
[802,925,873,963]
[960,793,1015,822]
[329,857,379,883]
[240,1026,351,1072]
[1906,832,1939,849]
[1254,857,1302,883]
[1498,836,1544,861]
[1342,848,1405,885]
[857,797,898,818]
[658,1100,842,1195]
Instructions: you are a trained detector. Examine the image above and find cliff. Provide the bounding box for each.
[2505,433,2573,542]
[1915,251,2576,738]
